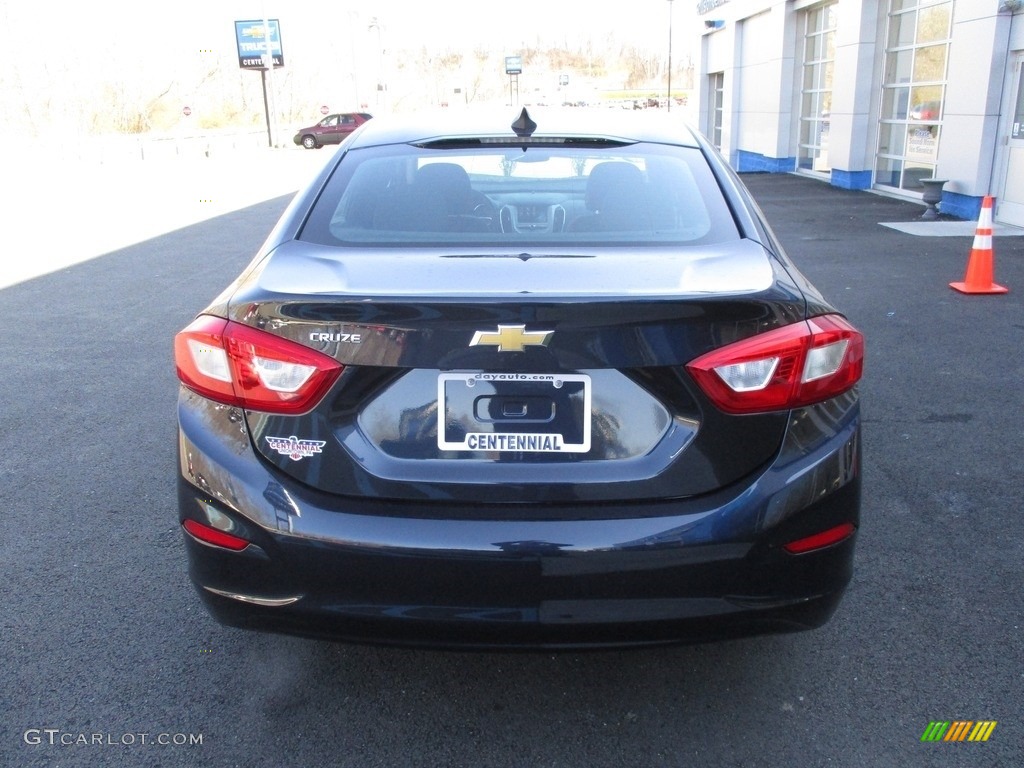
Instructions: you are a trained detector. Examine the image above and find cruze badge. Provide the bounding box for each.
[469,325,553,352]
[266,435,327,461]
[309,332,361,343]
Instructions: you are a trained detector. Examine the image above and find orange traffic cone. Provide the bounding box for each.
[950,196,1008,294]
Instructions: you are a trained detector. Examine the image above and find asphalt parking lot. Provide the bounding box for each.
[1,162,1021,767]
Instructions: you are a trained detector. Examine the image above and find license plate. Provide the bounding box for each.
[437,372,591,453]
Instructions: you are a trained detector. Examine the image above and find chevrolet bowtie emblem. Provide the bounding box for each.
[469,325,553,352]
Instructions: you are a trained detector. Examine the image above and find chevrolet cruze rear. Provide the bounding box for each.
[175,108,863,648]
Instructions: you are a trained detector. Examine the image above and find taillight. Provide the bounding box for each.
[174,316,343,415]
[686,314,863,414]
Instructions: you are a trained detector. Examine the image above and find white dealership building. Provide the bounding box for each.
[693,0,1024,225]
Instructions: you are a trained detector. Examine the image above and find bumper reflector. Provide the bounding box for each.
[783,522,856,555]
[182,519,251,551]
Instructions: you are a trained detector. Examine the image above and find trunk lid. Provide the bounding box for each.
[229,241,806,507]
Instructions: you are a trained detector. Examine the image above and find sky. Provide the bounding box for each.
[3,0,699,61]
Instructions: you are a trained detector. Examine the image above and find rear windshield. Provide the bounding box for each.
[299,142,739,247]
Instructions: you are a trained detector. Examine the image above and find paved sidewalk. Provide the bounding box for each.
[1,147,333,289]
[881,220,1024,237]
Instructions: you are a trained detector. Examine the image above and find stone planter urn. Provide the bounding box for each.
[919,178,948,220]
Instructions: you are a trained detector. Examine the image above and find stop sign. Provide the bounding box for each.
[320,105,329,115]
[182,106,192,117]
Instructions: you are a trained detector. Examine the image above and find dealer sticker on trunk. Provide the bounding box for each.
[265,435,327,461]
[437,372,591,453]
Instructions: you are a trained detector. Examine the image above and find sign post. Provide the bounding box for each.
[234,19,285,147]
[505,56,522,106]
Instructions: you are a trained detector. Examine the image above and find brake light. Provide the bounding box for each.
[686,314,863,414]
[174,316,343,414]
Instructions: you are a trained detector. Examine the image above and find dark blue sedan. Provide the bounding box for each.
[174,107,863,649]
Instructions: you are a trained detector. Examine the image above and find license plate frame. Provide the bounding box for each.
[437,372,591,453]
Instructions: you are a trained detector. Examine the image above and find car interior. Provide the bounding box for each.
[304,147,735,246]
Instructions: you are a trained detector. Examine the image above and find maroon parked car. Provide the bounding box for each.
[293,112,372,149]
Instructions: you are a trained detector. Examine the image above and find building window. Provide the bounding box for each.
[798,3,837,173]
[708,72,724,150]
[875,0,953,191]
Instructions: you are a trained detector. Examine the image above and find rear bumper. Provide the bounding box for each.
[177,390,861,649]
[194,583,850,650]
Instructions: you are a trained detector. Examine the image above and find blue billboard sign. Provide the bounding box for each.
[235,19,284,69]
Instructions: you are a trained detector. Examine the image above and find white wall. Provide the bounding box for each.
[940,2,1014,195]
[828,0,883,173]
[736,8,792,158]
